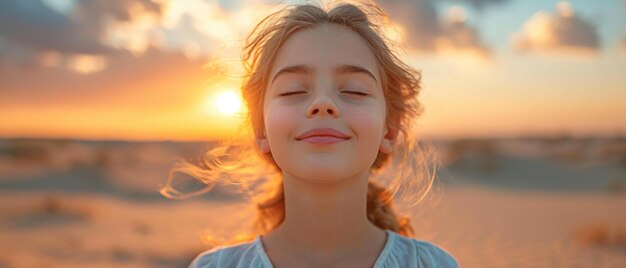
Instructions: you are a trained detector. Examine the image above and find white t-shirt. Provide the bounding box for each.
[189,229,459,267]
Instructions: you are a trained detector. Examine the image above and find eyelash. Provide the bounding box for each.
[279,91,307,96]
[278,90,368,97]
[342,90,368,96]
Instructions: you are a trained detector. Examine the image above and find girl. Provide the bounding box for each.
[181,1,459,267]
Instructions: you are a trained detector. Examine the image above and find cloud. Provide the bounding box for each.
[0,48,209,108]
[0,0,164,54]
[0,0,167,72]
[156,0,262,59]
[510,2,600,54]
[0,1,110,54]
[0,0,278,72]
[75,0,165,54]
[457,0,509,10]
[438,6,490,55]
[378,0,490,57]
[0,0,500,72]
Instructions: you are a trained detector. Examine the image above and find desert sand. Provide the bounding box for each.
[0,137,624,267]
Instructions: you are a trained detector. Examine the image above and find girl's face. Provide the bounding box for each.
[258,24,394,183]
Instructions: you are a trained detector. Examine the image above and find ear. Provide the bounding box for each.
[256,130,271,154]
[379,121,399,154]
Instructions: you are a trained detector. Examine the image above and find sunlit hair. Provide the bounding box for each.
[162,0,439,245]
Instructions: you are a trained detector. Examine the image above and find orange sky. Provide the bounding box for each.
[0,0,625,141]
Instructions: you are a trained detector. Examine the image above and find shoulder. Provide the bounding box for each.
[188,239,266,268]
[411,240,459,267]
[383,231,460,268]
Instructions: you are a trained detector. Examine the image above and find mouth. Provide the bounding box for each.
[295,128,350,144]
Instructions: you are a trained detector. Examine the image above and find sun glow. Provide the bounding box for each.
[214,90,243,115]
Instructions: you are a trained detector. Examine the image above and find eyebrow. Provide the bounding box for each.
[271,64,377,84]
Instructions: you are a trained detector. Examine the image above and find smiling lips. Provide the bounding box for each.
[295,128,350,144]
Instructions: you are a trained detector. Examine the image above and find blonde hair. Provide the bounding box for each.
[162,0,438,245]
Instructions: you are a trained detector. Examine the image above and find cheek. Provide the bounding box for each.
[263,104,295,142]
[347,107,387,138]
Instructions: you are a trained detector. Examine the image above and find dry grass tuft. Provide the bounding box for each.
[598,138,626,168]
[133,221,152,236]
[1,140,53,164]
[444,139,498,172]
[110,245,134,262]
[606,179,626,194]
[574,222,626,247]
[42,194,93,220]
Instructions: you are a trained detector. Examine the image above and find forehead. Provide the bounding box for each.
[270,24,379,79]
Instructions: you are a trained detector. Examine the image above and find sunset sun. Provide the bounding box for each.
[213,90,243,115]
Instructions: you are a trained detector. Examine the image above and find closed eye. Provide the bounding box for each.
[279,91,307,96]
[342,91,369,96]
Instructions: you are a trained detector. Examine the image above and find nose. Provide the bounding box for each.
[306,90,340,118]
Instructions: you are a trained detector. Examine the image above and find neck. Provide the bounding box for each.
[269,171,383,252]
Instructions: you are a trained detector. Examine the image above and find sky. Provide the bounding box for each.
[0,0,625,141]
